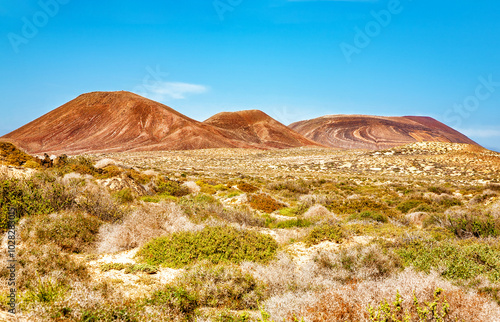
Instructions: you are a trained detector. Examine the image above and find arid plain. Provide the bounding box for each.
[1,92,500,321]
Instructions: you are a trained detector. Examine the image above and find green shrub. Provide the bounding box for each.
[23,160,42,169]
[448,210,500,238]
[24,279,65,304]
[176,264,266,310]
[0,176,75,231]
[63,155,100,176]
[0,142,36,166]
[156,177,189,197]
[113,188,134,204]
[227,191,241,198]
[100,263,158,274]
[100,263,127,272]
[99,165,123,179]
[479,286,500,305]
[28,212,103,253]
[212,310,250,322]
[272,218,313,229]
[428,186,451,195]
[196,180,218,195]
[314,244,401,282]
[325,197,396,217]
[278,205,308,217]
[397,200,423,214]
[395,240,500,282]
[137,226,278,268]
[306,224,344,246]
[145,285,198,319]
[249,194,285,213]
[126,169,151,185]
[413,203,436,213]
[349,211,388,223]
[438,197,462,209]
[79,305,140,322]
[368,288,450,322]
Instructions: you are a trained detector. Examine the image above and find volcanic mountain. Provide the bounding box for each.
[203,110,322,149]
[289,115,478,150]
[2,91,320,154]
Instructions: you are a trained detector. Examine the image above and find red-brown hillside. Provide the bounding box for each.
[203,110,323,149]
[289,115,478,150]
[2,92,321,154]
[2,91,255,154]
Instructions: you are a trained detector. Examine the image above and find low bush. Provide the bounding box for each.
[367,288,450,322]
[249,194,286,213]
[279,205,308,217]
[196,180,218,195]
[76,184,124,222]
[100,263,158,274]
[271,218,313,229]
[428,186,451,195]
[24,278,67,304]
[237,182,258,193]
[155,177,190,197]
[100,262,127,272]
[275,269,500,322]
[325,197,396,217]
[314,244,401,282]
[268,180,309,195]
[213,205,266,227]
[395,239,500,282]
[0,175,77,231]
[145,285,199,320]
[0,141,36,166]
[113,188,134,204]
[349,211,388,223]
[175,264,266,310]
[96,202,196,253]
[397,200,423,214]
[182,193,265,227]
[438,197,462,209]
[62,155,100,176]
[211,310,251,322]
[0,243,89,292]
[447,208,500,238]
[137,226,278,268]
[305,224,344,246]
[26,212,103,253]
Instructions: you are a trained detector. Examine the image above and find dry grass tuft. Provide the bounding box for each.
[267,269,500,321]
[302,204,333,220]
[313,243,401,283]
[182,181,200,194]
[96,202,201,253]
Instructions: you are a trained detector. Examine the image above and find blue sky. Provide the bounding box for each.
[1,0,500,151]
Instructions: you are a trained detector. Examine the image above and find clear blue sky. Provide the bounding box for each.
[1,0,500,151]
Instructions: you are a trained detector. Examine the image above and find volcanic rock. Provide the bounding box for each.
[203,110,322,149]
[289,115,478,150]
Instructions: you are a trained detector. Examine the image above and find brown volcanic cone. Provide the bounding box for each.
[289,115,478,150]
[203,110,323,149]
[2,91,257,154]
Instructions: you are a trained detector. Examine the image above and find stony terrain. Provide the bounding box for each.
[1,142,500,321]
[97,142,499,184]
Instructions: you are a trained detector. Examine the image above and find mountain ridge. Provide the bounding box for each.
[2,91,479,154]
